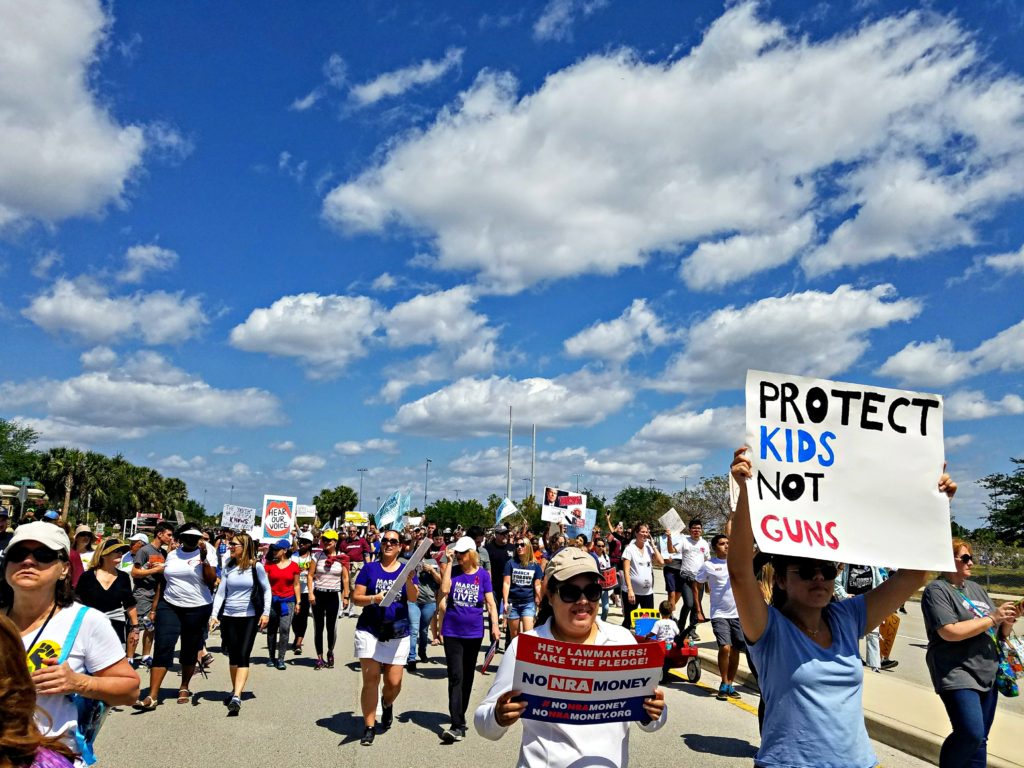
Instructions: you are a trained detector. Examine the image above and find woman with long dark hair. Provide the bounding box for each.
[209,532,270,714]
[264,540,301,670]
[1,522,138,764]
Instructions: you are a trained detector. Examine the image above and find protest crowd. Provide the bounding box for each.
[1,449,1022,768]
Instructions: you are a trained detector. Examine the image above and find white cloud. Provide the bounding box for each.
[212,445,239,455]
[290,54,347,112]
[878,319,1024,387]
[0,352,282,441]
[230,462,251,477]
[349,48,463,107]
[24,277,206,344]
[289,454,327,472]
[371,273,397,291]
[984,244,1024,275]
[79,346,117,370]
[117,244,179,284]
[633,405,744,447]
[533,0,609,42]
[229,293,383,378]
[324,4,1024,293]
[14,416,147,448]
[270,441,296,452]
[944,434,973,451]
[0,0,147,228]
[385,370,633,437]
[159,454,206,471]
[31,251,63,279]
[290,91,321,112]
[334,439,399,455]
[278,151,307,183]
[658,284,920,393]
[563,299,669,363]
[945,390,1024,421]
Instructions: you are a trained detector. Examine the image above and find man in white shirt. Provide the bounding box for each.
[675,519,710,640]
[695,534,745,700]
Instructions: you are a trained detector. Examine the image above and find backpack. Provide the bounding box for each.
[57,607,108,766]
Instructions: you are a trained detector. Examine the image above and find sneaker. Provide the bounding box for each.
[440,728,458,744]
[326,652,335,669]
[266,659,276,667]
[380,703,393,731]
[881,659,899,670]
[727,684,741,699]
[360,727,375,746]
[407,660,417,673]
[293,644,303,656]
[227,696,241,715]
[716,683,728,701]
[453,726,467,741]
[314,657,326,670]
[276,660,287,670]
[141,655,153,669]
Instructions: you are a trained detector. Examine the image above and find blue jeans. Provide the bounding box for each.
[407,601,436,662]
[938,684,998,768]
[600,589,610,622]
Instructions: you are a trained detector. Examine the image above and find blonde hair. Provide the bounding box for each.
[517,539,535,566]
[229,532,257,572]
[460,549,480,569]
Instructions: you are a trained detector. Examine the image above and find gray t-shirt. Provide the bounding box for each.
[921,579,1000,693]
[416,557,440,604]
[132,543,165,594]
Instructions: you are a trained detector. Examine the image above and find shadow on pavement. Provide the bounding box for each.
[411,667,450,681]
[681,733,758,758]
[316,711,366,745]
[396,708,450,736]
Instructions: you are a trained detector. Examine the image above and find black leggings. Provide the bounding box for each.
[312,590,340,656]
[220,616,259,667]
[677,575,698,634]
[153,601,212,668]
[292,593,311,641]
[621,592,654,628]
[443,636,483,728]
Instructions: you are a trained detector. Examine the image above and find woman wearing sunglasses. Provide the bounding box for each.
[922,538,1020,766]
[75,538,139,648]
[1,522,139,764]
[502,537,542,642]
[351,530,419,746]
[311,530,349,670]
[475,547,666,766]
[728,447,958,768]
[209,533,271,714]
[438,536,500,744]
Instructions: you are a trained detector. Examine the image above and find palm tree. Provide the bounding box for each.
[35,447,88,521]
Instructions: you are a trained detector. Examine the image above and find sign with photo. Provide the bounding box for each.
[541,486,588,525]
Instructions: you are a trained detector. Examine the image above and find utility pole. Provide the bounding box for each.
[572,473,583,492]
[454,489,461,501]
[424,459,432,510]
[230,484,234,503]
[680,475,688,493]
[506,405,513,500]
[531,423,537,501]
[357,468,368,513]
[647,478,656,490]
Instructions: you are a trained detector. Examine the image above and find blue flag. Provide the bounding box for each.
[376,490,402,530]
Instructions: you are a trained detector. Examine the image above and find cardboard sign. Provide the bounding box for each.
[261,494,297,542]
[541,486,588,525]
[295,504,317,519]
[221,504,257,531]
[566,508,597,540]
[658,507,685,536]
[380,536,432,607]
[514,634,664,724]
[745,370,952,571]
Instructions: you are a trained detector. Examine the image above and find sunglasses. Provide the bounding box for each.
[381,538,400,546]
[788,563,839,581]
[5,545,62,564]
[556,582,603,603]
[516,542,528,548]
[959,553,974,564]
[229,542,242,548]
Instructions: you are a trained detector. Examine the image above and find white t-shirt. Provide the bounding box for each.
[651,617,679,643]
[622,540,655,596]
[22,603,126,746]
[677,536,710,575]
[161,546,216,608]
[695,557,737,619]
[657,534,682,567]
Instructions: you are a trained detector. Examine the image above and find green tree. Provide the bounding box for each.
[979,458,1024,544]
[671,474,732,533]
[180,498,217,527]
[581,487,607,517]
[313,485,358,526]
[609,485,673,531]
[0,418,39,484]
[36,447,88,520]
[424,498,491,530]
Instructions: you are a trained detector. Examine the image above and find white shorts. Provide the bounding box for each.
[354,629,410,666]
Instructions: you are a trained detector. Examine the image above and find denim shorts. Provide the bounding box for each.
[507,600,537,620]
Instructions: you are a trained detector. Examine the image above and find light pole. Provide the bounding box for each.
[454,489,461,501]
[522,477,531,498]
[424,459,432,510]
[680,475,688,493]
[357,468,368,512]
[572,473,583,492]
[229,484,234,503]
[647,477,656,490]
[203,488,208,511]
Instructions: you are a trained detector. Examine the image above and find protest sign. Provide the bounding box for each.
[221,504,257,531]
[514,634,664,724]
[261,494,297,542]
[496,497,518,524]
[295,504,317,519]
[745,370,952,571]
[480,639,499,674]
[566,508,597,540]
[658,507,685,536]
[541,486,588,525]
[380,536,432,607]
[376,490,402,530]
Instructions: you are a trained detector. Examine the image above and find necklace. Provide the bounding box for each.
[786,612,824,638]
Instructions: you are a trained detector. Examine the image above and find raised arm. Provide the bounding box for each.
[726,447,770,644]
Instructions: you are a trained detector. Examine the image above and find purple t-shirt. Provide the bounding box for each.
[355,560,417,638]
[443,567,493,639]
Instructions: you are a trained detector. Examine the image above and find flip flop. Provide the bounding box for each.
[177,689,192,704]
[133,695,157,711]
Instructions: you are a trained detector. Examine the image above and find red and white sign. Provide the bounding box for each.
[261,494,297,542]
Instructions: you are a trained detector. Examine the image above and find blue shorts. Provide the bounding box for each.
[507,601,536,620]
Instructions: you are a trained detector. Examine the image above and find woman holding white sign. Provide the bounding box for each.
[727,447,957,768]
[621,523,664,628]
[474,547,666,767]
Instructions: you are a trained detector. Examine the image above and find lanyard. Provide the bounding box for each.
[11,602,59,655]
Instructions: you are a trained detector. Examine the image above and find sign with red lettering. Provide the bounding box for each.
[541,486,588,525]
[513,634,664,724]
[745,370,953,571]
[261,494,297,542]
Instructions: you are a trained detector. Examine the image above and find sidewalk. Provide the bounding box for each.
[688,647,1024,768]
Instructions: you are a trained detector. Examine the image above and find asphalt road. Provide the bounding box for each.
[94,607,935,768]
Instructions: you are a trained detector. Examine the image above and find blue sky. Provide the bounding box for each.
[1,0,1022,527]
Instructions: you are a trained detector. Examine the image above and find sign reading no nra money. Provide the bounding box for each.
[745,370,953,572]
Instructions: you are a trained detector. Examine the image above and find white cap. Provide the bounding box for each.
[177,525,202,537]
[8,521,71,554]
[298,531,314,542]
[129,533,150,544]
[453,536,477,553]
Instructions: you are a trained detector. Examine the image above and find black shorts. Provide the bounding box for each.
[711,617,746,650]
[663,567,682,593]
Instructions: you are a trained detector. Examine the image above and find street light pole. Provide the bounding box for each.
[647,478,656,490]
[572,473,583,492]
[230,484,234,503]
[424,459,432,510]
[357,468,368,512]
[680,475,688,493]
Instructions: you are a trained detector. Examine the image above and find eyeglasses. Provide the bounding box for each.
[381,538,400,546]
[229,542,242,548]
[788,563,839,581]
[595,542,606,547]
[556,582,603,603]
[959,553,974,564]
[5,545,62,564]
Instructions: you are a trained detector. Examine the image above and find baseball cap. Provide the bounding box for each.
[0,509,8,518]
[493,524,508,534]
[443,527,452,534]
[298,531,314,542]
[270,539,291,550]
[321,529,339,540]
[42,510,60,521]
[74,524,94,539]
[8,521,71,554]
[453,536,477,553]
[129,533,150,544]
[544,547,599,582]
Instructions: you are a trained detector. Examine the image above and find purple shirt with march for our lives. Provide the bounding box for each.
[442,567,493,639]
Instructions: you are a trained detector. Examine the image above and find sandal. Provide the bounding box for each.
[133,695,157,711]
[200,653,215,669]
[177,689,192,704]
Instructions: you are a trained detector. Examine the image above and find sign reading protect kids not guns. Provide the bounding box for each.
[513,634,664,724]
[745,370,953,572]
[261,494,297,542]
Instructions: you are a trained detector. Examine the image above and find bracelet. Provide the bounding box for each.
[990,615,999,628]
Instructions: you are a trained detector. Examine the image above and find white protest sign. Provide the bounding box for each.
[221,504,257,531]
[295,504,317,519]
[745,370,952,571]
[380,536,432,607]
[658,507,686,536]
[261,494,297,542]
[541,486,588,524]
